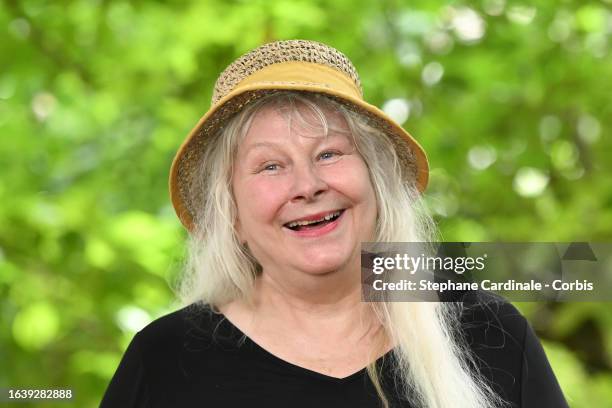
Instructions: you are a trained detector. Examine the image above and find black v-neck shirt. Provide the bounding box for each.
[100,291,568,407]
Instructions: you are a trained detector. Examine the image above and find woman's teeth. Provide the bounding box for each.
[286,210,342,229]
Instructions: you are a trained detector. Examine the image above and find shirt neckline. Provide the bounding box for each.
[214,310,396,384]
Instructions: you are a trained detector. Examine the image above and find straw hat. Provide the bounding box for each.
[169,39,429,231]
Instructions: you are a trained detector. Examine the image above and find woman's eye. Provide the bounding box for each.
[260,163,279,172]
[319,150,341,161]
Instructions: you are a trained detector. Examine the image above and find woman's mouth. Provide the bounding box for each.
[283,209,346,236]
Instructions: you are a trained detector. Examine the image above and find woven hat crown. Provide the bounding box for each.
[212,40,363,105]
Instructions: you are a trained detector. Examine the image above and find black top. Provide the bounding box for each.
[100,291,568,407]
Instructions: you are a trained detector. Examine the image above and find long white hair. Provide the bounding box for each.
[176,91,508,408]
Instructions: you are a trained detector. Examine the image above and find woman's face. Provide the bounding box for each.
[232,102,378,279]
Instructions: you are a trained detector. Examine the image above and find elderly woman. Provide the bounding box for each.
[101,40,568,408]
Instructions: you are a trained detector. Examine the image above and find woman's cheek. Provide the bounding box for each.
[250,178,291,212]
[325,158,370,187]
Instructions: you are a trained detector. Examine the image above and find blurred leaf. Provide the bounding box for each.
[12,302,60,350]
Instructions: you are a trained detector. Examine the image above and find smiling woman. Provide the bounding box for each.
[231,95,378,282]
[100,40,568,408]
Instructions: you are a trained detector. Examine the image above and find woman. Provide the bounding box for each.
[100,40,568,407]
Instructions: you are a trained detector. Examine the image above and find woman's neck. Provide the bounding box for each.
[252,273,373,339]
[220,270,389,355]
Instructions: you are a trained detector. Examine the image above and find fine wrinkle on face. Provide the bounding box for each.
[276,98,353,141]
[241,130,355,161]
[235,97,361,175]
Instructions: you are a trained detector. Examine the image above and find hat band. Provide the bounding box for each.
[231,61,363,101]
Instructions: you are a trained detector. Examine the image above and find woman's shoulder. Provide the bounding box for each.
[137,302,209,334]
[134,302,240,355]
[458,290,526,332]
[450,290,568,407]
[102,303,252,406]
[454,290,529,359]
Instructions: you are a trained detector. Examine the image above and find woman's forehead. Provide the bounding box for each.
[242,101,351,144]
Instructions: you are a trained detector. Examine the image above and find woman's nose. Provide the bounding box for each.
[289,161,328,202]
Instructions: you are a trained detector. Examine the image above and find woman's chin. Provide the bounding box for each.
[294,256,354,277]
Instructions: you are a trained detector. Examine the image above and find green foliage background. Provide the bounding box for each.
[1,0,611,406]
